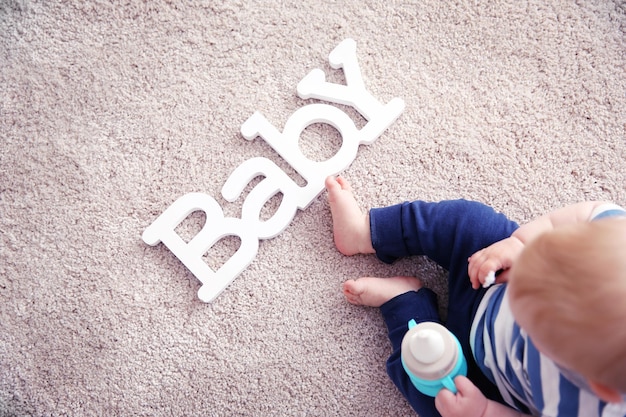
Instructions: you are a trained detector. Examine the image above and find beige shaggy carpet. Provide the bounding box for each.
[1,1,625,416]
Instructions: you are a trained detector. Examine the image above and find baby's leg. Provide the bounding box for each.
[343,276,442,416]
[342,276,423,307]
[325,176,375,256]
[383,288,442,417]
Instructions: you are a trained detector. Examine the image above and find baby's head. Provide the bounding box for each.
[509,218,626,403]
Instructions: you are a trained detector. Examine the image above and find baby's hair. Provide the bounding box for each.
[509,218,626,392]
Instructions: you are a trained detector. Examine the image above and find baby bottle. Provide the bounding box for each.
[400,320,468,397]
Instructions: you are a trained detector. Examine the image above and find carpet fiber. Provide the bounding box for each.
[1,1,625,416]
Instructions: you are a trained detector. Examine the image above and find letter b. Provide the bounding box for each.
[142,193,259,302]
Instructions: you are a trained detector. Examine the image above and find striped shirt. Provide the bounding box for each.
[470,204,626,417]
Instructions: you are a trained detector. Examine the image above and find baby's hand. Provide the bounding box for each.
[468,236,524,289]
[435,376,488,417]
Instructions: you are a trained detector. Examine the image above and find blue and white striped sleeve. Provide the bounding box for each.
[589,203,626,221]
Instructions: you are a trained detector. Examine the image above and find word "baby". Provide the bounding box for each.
[142,39,405,302]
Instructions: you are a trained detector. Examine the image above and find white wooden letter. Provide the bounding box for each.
[142,193,259,302]
[143,38,406,303]
[241,104,363,206]
[297,38,405,141]
[221,157,304,239]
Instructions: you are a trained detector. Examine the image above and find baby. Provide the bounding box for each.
[325,176,626,417]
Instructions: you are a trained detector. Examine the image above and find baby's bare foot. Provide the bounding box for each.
[325,176,374,256]
[342,276,423,307]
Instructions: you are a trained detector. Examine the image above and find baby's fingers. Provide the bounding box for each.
[468,255,502,289]
[435,387,460,416]
[467,251,486,289]
[453,375,481,397]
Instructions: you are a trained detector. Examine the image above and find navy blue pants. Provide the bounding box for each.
[369,199,519,417]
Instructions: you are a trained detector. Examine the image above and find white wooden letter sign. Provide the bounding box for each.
[143,39,405,302]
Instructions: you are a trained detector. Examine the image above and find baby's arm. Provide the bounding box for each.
[511,201,610,243]
[468,201,609,288]
[435,376,531,417]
